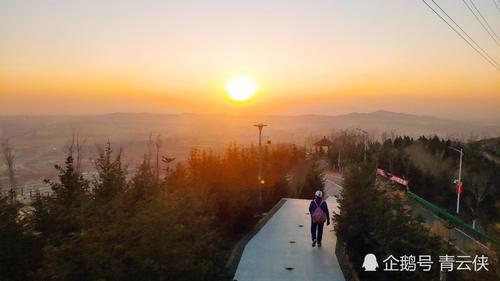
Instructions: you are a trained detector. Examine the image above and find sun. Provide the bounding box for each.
[224,75,258,102]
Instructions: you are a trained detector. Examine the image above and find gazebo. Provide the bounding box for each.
[313,136,333,153]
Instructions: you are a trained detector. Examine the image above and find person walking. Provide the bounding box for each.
[309,190,330,247]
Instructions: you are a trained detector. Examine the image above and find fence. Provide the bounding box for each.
[0,188,52,200]
[376,167,498,245]
[406,190,499,245]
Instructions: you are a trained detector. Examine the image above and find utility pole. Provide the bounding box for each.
[254,123,267,215]
[448,146,463,216]
[356,128,368,162]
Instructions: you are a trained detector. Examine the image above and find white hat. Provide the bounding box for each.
[315,190,323,197]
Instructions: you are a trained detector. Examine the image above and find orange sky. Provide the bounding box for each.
[1,0,499,119]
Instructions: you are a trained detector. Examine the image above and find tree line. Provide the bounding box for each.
[334,162,499,280]
[0,140,307,281]
[327,131,499,239]
[328,130,499,280]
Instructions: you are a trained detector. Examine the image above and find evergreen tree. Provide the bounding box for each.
[300,163,325,199]
[334,164,451,281]
[94,141,126,203]
[23,141,305,280]
[0,199,41,281]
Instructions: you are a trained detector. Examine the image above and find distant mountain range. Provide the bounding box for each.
[263,110,500,140]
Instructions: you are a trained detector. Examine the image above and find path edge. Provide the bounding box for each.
[225,198,287,279]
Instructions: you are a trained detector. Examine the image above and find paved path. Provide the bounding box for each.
[233,197,345,281]
[323,172,343,199]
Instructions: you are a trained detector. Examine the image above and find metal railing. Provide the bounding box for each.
[406,190,499,245]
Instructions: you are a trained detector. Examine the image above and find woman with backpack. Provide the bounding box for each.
[309,190,330,247]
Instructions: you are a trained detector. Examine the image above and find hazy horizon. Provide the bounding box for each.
[1,109,500,122]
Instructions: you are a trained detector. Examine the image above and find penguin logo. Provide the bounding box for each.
[362,253,379,271]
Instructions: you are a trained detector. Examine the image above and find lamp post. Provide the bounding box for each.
[448,146,463,216]
[356,128,368,162]
[254,123,267,215]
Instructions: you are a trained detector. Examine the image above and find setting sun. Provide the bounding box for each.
[224,75,258,102]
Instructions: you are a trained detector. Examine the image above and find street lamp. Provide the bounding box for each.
[254,123,267,215]
[356,128,368,162]
[448,146,463,216]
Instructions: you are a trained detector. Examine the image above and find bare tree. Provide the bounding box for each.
[470,172,491,229]
[147,132,153,165]
[1,137,17,200]
[68,129,85,172]
[68,129,75,158]
[75,134,85,172]
[155,134,162,182]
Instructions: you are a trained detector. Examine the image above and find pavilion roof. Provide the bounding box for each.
[314,136,333,146]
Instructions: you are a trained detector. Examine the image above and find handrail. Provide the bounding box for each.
[406,190,499,245]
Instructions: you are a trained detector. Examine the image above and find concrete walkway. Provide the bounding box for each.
[323,172,343,199]
[233,197,345,281]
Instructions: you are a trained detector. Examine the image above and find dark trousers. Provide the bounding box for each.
[311,222,324,243]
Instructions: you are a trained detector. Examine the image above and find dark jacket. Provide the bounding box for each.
[309,197,330,224]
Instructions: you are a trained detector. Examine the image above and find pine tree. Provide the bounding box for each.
[0,198,42,281]
[94,141,126,203]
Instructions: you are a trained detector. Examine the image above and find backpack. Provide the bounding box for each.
[311,200,327,224]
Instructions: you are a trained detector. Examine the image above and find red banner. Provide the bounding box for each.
[376,168,388,178]
[377,168,408,187]
[390,175,409,187]
[456,182,463,194]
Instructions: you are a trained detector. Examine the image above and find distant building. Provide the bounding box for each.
[313,136,332,153]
